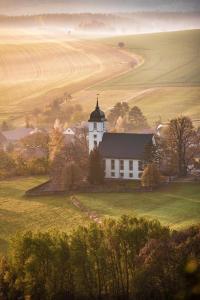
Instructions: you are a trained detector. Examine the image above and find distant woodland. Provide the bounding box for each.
[0,12,200,33]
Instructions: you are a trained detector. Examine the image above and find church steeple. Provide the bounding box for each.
[88,95,107,152]
[96,94,99,109]
[88,95,107,122]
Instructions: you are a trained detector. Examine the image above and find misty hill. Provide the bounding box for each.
[0,12,200,34]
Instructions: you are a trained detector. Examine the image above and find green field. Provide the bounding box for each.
[0,177,200,253]
[93,30,200,123]
[100,30,200,89]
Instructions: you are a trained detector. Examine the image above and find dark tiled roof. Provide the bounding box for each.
[99,133,153,159]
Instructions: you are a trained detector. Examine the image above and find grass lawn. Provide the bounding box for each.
[0,177,199,253]
[0,177,88,253]
[78,182,200,230]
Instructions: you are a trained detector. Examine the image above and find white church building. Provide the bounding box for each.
[88,100,154,180]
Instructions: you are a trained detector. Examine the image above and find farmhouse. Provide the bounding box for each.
[88,101,154,180]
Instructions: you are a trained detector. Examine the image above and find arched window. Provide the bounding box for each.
[94,122,97,130]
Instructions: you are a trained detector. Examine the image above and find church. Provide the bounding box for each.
[88,100,154,180]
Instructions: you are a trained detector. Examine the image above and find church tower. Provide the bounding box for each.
[88,97,107,153]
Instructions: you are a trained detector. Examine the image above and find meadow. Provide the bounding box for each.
[0,176,199,253]
[0,28,199,126]
[78,29,200,124]
[0,28,135,124]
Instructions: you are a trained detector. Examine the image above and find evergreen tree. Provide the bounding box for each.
[144,142,161,166]
[88,147,104,184]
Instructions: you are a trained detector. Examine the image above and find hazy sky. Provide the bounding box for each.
[1,0,200,15]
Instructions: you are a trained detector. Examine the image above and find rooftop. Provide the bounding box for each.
[99,132,153,159]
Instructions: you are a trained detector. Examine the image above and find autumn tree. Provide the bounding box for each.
[166,116,197,176]
[20,131,49,153]
[141,163,161,189]
[1,121,9,131]
[49,126,87,191]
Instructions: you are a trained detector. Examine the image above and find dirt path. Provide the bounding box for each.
[70,195,102,224]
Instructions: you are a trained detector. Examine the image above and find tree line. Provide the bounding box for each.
[0,216,199,299]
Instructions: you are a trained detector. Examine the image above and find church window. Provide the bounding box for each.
[94,134,97,139]
[120,160,124,170]
[94,122,97,130]
[129,173,133,178]
[129,160,133,171]
[94,141,97,147]
[111,159,115,170]
[111,172,115,177]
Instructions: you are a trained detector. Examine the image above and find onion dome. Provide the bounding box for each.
[88,99,107,122]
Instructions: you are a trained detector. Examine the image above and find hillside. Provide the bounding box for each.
[82,30,200,124]
[0,28,199,126]
[0,177,200,253]
[0,29,135,124]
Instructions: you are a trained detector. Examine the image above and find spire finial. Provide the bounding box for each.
[96,93,100,109]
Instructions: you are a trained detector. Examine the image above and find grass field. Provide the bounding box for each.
[0,176,199,253]
[0,28,199,126]
[0,28,135,124]
[74,30,200,124]
[0,177,88,253]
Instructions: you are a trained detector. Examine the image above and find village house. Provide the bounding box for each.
[88,100,154,180]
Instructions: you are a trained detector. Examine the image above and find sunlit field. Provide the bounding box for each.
[74,30,200,124]
[0,28,136,124]
[0,177,199,253]
[1,28,200,125]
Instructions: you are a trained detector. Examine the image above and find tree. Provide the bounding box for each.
[166,116,197,176]
[49,128,87,191]
[118,42,125,48]
[88,147,104,184]
[108,102,129,128]
[0,150,16,179]
[144,141,161,166]
[20,131,49,153]
[1,121,9,131]
[141,163,161,189]
[128,106,149,131]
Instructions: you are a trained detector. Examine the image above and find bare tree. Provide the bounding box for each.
[165,116,198,176]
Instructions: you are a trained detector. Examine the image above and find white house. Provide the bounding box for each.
[88,100,154,180]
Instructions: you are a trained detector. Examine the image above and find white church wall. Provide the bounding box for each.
[104,158,140,180]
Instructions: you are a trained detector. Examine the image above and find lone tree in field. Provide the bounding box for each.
[141,163,161,189]
[88,147,104,184]
[118,42,125,48]
[166,116,196,177]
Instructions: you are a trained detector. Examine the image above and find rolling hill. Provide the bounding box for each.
[0,28,199,126]
[81,29,200,124]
